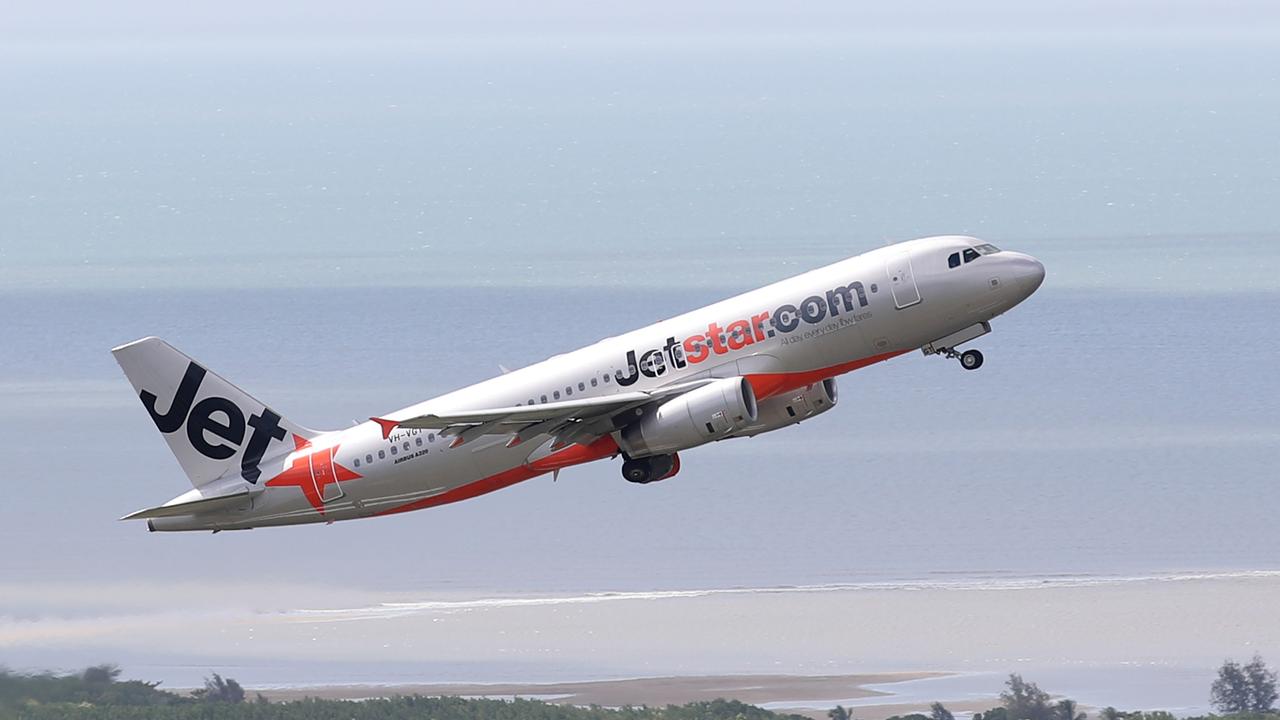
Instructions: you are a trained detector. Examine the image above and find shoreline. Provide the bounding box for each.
[255,672,953,717]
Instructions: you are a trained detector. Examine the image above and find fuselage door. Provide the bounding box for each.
[887,251,922,309]
[310,447,346,503]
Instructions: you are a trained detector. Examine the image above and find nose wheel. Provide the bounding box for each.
[959,349,984,370]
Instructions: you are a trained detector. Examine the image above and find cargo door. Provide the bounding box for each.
[309,446,346,503]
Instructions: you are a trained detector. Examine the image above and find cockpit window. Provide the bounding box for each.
[962,248,980,264]
[947,252,961,269]
[974,243,1001,255]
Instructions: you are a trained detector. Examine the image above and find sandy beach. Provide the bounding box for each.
[259,672,946,711]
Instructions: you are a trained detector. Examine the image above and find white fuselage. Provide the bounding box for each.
[146,235,1044,531]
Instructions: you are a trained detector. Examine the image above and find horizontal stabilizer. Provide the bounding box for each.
[120,488,252,521]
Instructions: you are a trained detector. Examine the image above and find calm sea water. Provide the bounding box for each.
[1,280,1277,593]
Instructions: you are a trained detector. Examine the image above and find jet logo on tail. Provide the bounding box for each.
[139,361,287,484]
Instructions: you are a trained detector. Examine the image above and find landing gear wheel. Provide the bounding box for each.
[959,349,984,370]
[622,458,654,484]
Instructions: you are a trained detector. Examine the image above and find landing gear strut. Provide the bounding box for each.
[922,322,990,371]
[621,454,676,484]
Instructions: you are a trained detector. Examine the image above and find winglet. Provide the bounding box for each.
[370,417,399,439]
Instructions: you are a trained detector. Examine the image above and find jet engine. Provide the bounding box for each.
[619,376,758,457]
[732,378,838,438]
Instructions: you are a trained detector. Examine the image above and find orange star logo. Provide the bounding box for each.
[265,434,362,514]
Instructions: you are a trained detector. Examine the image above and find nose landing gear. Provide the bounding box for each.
[935,347,984,370]
[922,322,990,371]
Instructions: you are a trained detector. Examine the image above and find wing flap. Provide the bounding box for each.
[383,378,719,447]
[395,391,654,430]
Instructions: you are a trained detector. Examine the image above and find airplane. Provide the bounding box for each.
[112,235,1044,532]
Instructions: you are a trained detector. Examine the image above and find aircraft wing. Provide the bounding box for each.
[374,380,713,447]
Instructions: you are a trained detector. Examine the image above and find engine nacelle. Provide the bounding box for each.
[619,376,758,457]
[733,378,838,438]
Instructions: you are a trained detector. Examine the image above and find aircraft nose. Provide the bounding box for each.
[1008,252,1045,298]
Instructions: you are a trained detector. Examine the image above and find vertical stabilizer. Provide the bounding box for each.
[111,337,318,488]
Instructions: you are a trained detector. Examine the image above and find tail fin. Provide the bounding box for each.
[111,337,318,488]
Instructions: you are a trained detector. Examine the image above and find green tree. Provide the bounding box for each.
[1214,659,1252,713]
[193,673,245,704]
[1055,699,1086,720]
[931,702,955,720]
[1098,707,1124,720]
[1127,712,1176,720]
[1213,656,1277,713]
[81,664,121,684]
[1244,655,1279,712]
[1001,674,1052,720]
[829,706,851,720]
[977,707,1010,720]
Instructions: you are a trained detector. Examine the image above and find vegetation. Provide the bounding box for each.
[900,664,1278,720]
[1001,673,1053,720]
[1212,656,1279,714]
[3,658,1279,720]
[0,667,808,720]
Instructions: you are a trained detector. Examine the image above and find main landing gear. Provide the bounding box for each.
[932,346,985,370]
[621,453,676,484]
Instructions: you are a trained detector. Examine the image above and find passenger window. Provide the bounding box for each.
[366,454,373,464]
[378,450,386,459]
[416,437,423,446]
[963,248,979,263]
[541,394,548,403]
[553,390,561,400]
[353,458,360,467]
[528,398,535,405]
[603,374,610,383]
[566,386,572,396]
[428,434,435,441]
[403,442,410,451]
[578,382,585,391]
[591,378,598,387]
[390,445,398,455]
[948,252,961,269]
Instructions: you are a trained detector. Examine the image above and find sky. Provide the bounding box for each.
[4,1,1280,41]
[3,1,1280,292]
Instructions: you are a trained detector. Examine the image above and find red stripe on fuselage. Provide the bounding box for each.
[745,349,908,400]
[374,351,907,517]
[374,435,620,517]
